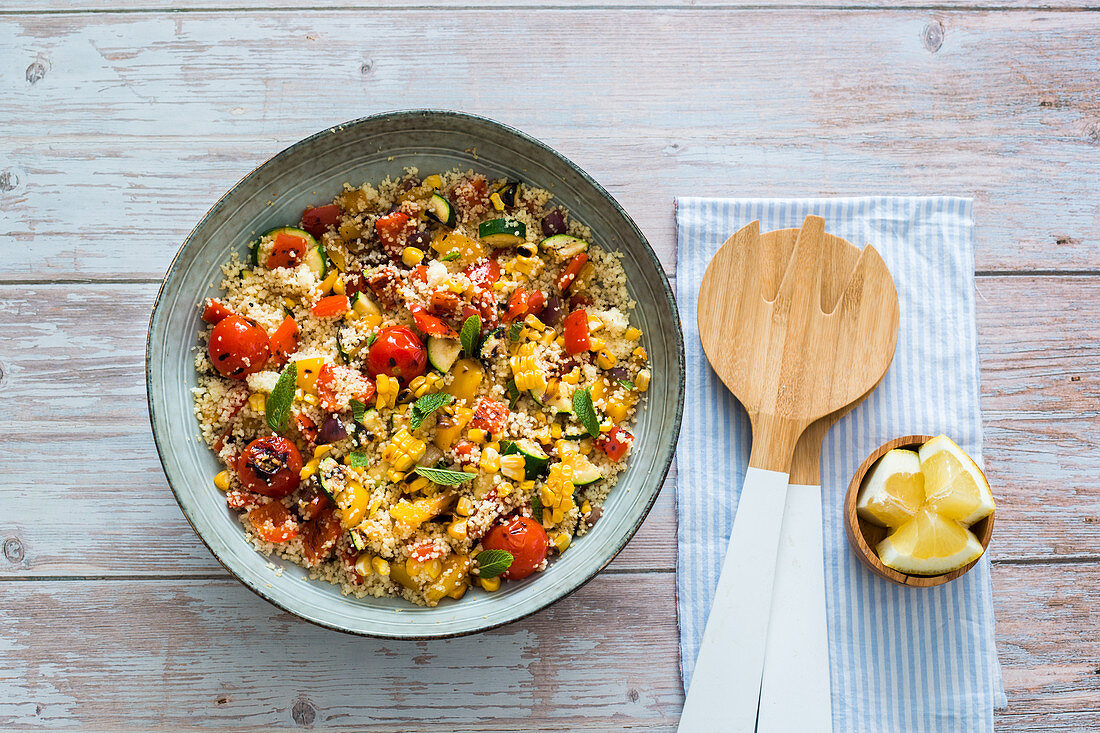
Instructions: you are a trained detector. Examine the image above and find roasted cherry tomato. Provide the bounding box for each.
[269,316,299,365]
[201,298,234,324]
[299,491,332,522]
[366,325,427,383]
[409,304,458,338]
[470,396,509,436]
[562,309,591,356]
[504,287,545,323]
[557,253,589,291]
[300,204,341,239]
[295,412,319,445]
[225,489,263,511]
[482,516,549,581]
[247,501,300,543]
[236,436,303,498]
[595,425,634,462]
[208,315,271,378]
[266,231,308,269]
[300,506,342,566]
[315,363,376,413]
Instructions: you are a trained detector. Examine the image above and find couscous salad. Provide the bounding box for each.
[193,170,650,606]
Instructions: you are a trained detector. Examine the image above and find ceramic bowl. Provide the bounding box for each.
[146,110,684,637]
[844,434,994,587]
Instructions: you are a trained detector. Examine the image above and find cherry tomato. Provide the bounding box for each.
[470,396,509,436]
[266,232,308,269]
[295,412,319,445]
[301,204,341,239]
[247,501,300,543]
[557,253,589,291]
[269,316,299,365]
[236,436,303,498]
[482,516,549,581]
[202,298,234,324]
[409,304,458,338]
[562,309,591,356]
[312,294,349,318]
[367,325,427,383]
[315,363,376,413]
[299,491,332,521]
[225,489,263,511]
[595,425,634,462]
[300,507,342,566]
[208,315,271,378]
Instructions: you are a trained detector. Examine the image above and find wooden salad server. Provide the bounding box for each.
[680,216,899,732]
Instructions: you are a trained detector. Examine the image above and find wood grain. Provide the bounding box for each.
[0,275,1095,578]
[0,563,1095,730]
[7,1,1097,11]
[3,10,1100,281]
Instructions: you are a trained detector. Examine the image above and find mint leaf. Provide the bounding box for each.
[505,379,520,409]
[347,451,370,467]
[441,251,460,262]
[460,314,481,357]
[618,379,634,391]
[572,387,599,439]
[410,392,453,430]
[264,363,298,433]
[476,549,513,580]
[414,465,476,486]
[507,321,523,343]
[350,398,367,424]
[366,332,378,347]
[530,494,543,524]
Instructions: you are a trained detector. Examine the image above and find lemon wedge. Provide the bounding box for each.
[919,435,995,525]
[856,449,925,527]
[876,507,985,576]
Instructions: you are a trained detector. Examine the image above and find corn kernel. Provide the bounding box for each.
[479,576,501,592]
[446,278,465,293]
[372,557,391,576]
[248,392,267,412]
[554,336,565,348]
[333,277,346,295]
[490,192,505,211]
[282,298,297,310]
[633,346,648,360]
[301,393,319,406]
[402,247,425,267]
[354,554,374,576]
[424,174,443,189]
[500,454,527,482]
[447,518,468,540]
[636,369,651,392]
[480,446,501,473]
[550,422,562,439]
[589,337,606,351]
[625,327,642,340]
[524,314,546,331]
[313,444,333,459]
[550,531,571,553]
[561,368,581,385]
[581,500,592,515]
[587,314,604,332]
[599,421,613,433]
[456,496,476,516]
[498,481,513,497]
[467,428,487,444]
[388,469,406,483]
[596,348,617,370]
[214,471,231,492]
[344,310,359,322]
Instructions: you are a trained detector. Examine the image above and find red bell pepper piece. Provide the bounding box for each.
[470,396,509,436]
[563,309,591,355]
[202,298,234,324]
[268,316,299,365]
[596,425,634,462]
[267,232,309,269]
[409,304,458,338]
[312,294,349,318]
[301,204,341,239]
[557,253,589,291]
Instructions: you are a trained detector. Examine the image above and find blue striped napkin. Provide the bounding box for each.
[675,197,1006,731]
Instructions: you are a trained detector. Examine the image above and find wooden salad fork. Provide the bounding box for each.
[680,216,899,732]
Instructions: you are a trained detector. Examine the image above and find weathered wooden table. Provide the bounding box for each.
[2,2,1097,730]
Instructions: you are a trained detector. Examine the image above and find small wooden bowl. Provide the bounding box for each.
[844,434,995,587]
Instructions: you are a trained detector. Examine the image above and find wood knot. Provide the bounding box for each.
[360,59,375,75]
[628,688,640,702]
[1055,234,1081,246]
[0,169,18,193]
[921,20,944,53]
[291,698,317,726]
[3,537,24,563]
[26,60,47,85]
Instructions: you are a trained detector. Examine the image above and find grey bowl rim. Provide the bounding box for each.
[145,109,685,639]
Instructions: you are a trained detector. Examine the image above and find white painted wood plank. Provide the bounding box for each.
[0,275,1097,577]
[3,10,1100,280]
[6,1,1097,10]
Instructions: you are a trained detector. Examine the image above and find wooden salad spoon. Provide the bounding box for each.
[680,216,899,732]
